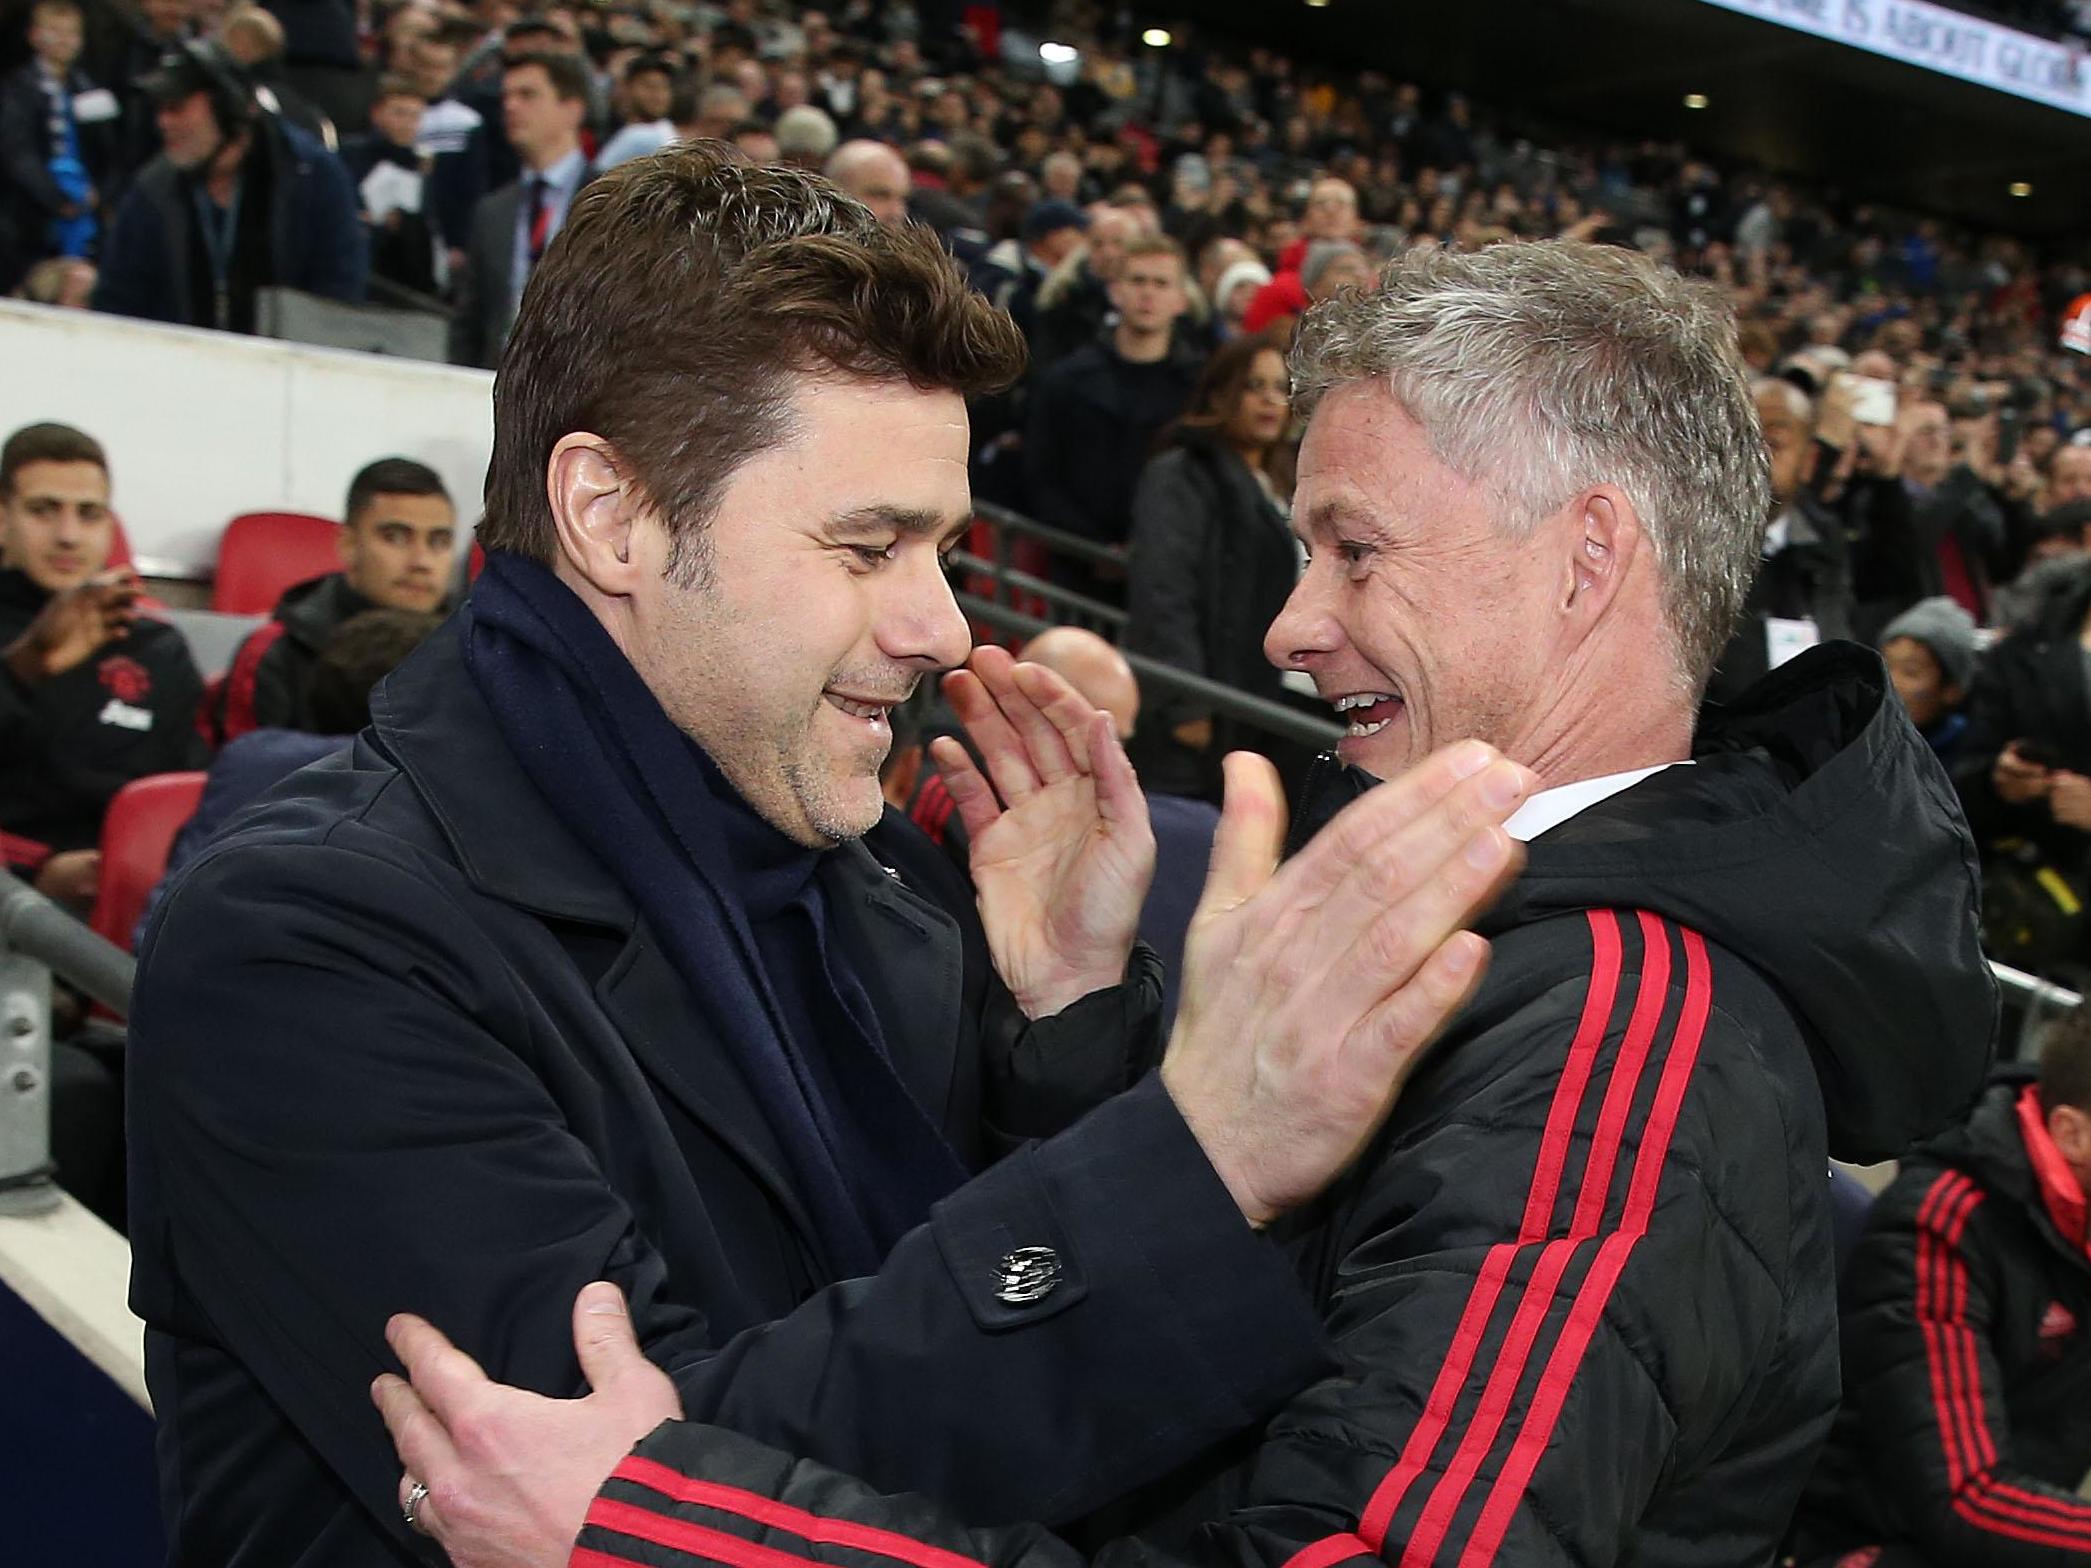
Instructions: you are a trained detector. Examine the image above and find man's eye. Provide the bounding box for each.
[851,544,896,567]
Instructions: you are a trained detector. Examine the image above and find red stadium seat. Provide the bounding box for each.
[88,772,207,953]
[212,512,341,614]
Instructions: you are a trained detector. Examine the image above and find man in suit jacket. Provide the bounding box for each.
[450,47,590,368]
[129,147,1515,1568]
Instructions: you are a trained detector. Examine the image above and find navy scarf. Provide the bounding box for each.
[462,550,967,1277]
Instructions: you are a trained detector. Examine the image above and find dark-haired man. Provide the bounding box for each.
[212,456,456,740]
[92,39,366,330]
[0,422,205,908]
[451,48,590,368]
[130,147,1521,1568]
[1792,1010,2091,1567]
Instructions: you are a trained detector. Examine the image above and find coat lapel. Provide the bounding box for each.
[592,928,825,1256]
[821,840,965,1126]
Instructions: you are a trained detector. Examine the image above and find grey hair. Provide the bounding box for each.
[1290,240,1769,694]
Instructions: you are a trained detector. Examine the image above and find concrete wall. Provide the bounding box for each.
[2,302,493,579]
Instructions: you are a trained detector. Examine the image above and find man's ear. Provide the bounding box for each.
[1562,486,1641,626]
[2051,1102,2091,1167]
[546,433,651,597]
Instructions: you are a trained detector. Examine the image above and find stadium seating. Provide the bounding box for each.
[211,513,340,614]
[87,772,207,954]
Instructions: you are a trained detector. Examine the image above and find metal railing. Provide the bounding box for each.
[0,872,134,1213]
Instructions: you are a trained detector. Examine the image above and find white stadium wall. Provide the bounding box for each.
[1,301,493,579]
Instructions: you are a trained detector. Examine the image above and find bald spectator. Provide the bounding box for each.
[773,103,836,169]
[1031,204,1136,367]
[2051,443,2091,511]
[1039,149,1081,202]
[825,138,907,227]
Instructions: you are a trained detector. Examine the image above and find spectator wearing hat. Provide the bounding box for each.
[969,196,1085,346]
[92,38,365,330]
[1880,597,1977,768]
[1211,255,1272,336]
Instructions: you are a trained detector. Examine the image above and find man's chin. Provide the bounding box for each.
[1334,704,1416,778]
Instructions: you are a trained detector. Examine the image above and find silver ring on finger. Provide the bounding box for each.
[402,1478,431,1533]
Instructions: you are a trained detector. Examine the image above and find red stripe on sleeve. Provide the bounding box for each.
[587,1497,827,1568]
[1397,915,1681,1568]
[1457,926,1715,1566]
[1316,910,1627,1563]
[610,1455,992,1568]
[1281,1533,1377,1568]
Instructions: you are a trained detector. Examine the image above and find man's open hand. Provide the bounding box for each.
[934,645,1155,1019]
[371,1282,680,1568]
[1162,742,1531,1227]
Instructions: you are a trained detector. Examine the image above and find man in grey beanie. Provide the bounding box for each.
[1880,596,1977,764]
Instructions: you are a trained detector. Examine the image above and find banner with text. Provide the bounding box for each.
[1696,0,2089,117]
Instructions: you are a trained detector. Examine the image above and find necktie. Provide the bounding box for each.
[526,177,551,270]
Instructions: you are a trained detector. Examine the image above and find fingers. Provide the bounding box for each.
[985,656,1081,782]
[1349,930,1493,1088]
[943,659,1042,804]
[928,734,1004,842]
[371,1373,458,1529]
[1317,819,1524,1028]
[1196,751,1287,921]
[1086,712,1149,839]
[1265,740,1506,909]
[571,1281,648,1394]
[385,1312,491,1424]
[1009,661,1106,775]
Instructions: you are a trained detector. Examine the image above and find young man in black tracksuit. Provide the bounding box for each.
[371,242,1997,1568]
[1792,1014,2091,1567]
[0,422,206,909]
[211,456,456,740]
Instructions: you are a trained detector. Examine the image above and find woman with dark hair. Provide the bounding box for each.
[1125,332,1302,799]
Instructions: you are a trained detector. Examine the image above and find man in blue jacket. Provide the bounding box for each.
[128,146,1525,1568]
[91,39,364,332]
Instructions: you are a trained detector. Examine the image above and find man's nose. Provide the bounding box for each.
[882,553,972,672]
[1263,571,1338,672]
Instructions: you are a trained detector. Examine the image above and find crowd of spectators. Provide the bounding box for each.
[15,5,2091,1554]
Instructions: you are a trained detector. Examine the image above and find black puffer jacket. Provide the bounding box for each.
[570,642,1996,1568]
[1795,1070,2091,1567]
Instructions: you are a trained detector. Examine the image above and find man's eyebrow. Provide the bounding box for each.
[824,506,959,540]
[1298,496,1382,539]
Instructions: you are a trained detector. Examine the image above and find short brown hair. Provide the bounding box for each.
[1,422,106,497]
[481,144,1026,576]
[502,48,588,104]
[2041,1007,2091,1115]
[1121,233,1185,272]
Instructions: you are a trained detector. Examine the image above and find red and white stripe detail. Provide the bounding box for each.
[1280,908,1712,1568]
[1914,1170,2091,1549]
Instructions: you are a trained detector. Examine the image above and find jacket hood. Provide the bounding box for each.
[275,571,374,652]
[1289,642,1995,1162]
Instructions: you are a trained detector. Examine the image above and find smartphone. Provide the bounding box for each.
[1846,374,1898,427]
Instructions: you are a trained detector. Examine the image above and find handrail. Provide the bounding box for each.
[0,873,134,1019]
[972,500,1129,571]
[1990,961,2081,1014]
[948,550,1127,630]
[956,591,1344,751]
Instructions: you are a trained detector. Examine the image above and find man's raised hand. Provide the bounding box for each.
[933,645,1155,1019]
[1162,742,1532,1227]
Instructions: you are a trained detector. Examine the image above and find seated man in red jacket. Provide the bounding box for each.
[1790,1010,2091,1568]
[213,455,456,739]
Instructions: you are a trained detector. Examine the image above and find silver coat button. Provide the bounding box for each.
[994,1246,1062,1305]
